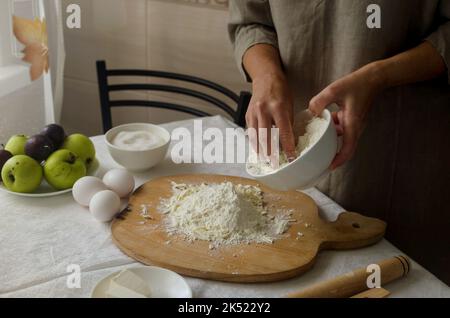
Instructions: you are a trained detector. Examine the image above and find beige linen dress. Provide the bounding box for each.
[229,0,450,284]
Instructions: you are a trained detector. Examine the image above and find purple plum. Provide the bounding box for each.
[40,124,66,149]
[0,149,13,182]
[25,135,55,162]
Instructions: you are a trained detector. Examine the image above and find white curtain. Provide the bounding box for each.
[43,0,65,123]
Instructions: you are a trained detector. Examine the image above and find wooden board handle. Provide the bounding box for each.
[351,287,391,298]
[287,256,410,298]
[319,212,387,250]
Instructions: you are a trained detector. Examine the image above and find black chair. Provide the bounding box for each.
[96,60,251,133]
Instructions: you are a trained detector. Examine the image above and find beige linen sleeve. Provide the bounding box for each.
[228,0,278,82]
[425,0,450,83]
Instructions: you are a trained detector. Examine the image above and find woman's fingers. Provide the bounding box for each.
[309,86,337,116]
[331,111,339,125]
[273,111,296,161]
[246,101,296,163]
[330,115,359,170]
[246,112,259,154]
[257,111,273,158]
[332,111,344,136]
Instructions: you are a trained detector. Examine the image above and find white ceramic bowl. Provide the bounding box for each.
[105,123,171,172]
[246,109,338,191]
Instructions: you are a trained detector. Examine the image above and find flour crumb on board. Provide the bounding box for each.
[140,204,154,220]
[157,182,294,248]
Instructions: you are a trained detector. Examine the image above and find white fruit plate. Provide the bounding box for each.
[0,158,100,198]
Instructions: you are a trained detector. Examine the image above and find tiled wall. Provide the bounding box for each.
[61,0,250,136]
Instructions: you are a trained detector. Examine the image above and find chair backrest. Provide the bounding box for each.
[96,60,251,133]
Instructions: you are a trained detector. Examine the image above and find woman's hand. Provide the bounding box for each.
[242,44,297,160]
[309,63,386,170]
[246,72,297,160]
[309,42,446,170]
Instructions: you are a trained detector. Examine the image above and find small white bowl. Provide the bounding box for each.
[91,266,192,298]
[105,123,171,172]
[246,109,338,191]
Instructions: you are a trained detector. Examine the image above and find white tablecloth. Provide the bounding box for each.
[1,116,449,298]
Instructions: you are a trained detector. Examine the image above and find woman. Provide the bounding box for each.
[229,0,450,283]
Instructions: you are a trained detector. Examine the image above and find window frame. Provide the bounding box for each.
[0,0,14,67]
[0,0,39,98]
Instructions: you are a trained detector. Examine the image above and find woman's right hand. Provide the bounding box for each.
[246,72,297,161]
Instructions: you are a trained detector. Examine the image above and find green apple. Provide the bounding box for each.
[61,134,96,168]
[4,135,28,156]
[1,155,43,193]
[44,149,87,190]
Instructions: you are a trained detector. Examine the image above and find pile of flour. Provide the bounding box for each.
[159,182,291,247]
[247,116,328,176]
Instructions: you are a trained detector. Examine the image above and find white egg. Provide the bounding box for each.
[102,169,135,198]
[89,190,121,223]
[72,176,108,206]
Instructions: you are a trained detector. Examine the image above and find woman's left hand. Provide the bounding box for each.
[308,63,386,170]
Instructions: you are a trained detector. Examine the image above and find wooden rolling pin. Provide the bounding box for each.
[287,255,410,298]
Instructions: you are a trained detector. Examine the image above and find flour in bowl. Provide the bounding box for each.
[112,130,164,151]
[247,116,328,176]
[158,182,292,247]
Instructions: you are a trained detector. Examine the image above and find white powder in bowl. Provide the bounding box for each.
[112,130,164,151]
[158,182,292,247]
[247,116,328,176]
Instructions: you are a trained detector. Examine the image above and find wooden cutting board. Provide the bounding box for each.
[111,174,386,283]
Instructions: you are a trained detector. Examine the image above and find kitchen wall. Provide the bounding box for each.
[0,79,46,144]
[61,0,250,136]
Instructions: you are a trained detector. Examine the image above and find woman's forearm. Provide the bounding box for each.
[374,41,447,89]
[243,44,285,81]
